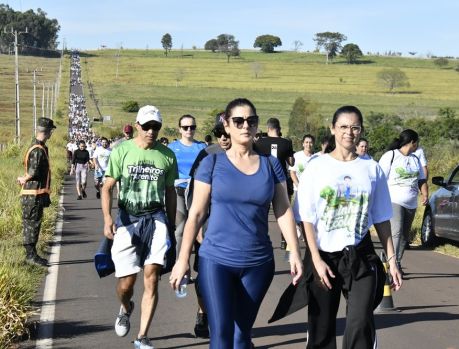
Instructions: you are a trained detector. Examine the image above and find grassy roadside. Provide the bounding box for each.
[0,56,69,347]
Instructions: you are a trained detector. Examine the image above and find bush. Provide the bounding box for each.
[121,100,139,113]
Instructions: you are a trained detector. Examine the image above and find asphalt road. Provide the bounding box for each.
[21,175,459,349]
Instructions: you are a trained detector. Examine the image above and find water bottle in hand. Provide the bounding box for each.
[175,275,188,298]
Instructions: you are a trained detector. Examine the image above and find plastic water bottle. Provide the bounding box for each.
[175,275,188,298]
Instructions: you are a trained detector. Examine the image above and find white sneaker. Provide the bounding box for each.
[114,301,134,337]
[134,336,154,349]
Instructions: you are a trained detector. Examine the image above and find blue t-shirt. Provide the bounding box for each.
[195,152,286,267]
[168,140,206,188]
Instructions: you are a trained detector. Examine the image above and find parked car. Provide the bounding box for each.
[420,164,459,246]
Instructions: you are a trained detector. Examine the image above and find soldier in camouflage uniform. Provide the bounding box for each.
[17,117,56,266]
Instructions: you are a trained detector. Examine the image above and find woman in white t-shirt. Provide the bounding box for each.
[379,129,428,271]
[297,105,402,348]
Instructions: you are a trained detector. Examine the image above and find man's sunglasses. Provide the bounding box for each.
[140,122,161,132]
[180,125,197,131]
[231,116,259,129]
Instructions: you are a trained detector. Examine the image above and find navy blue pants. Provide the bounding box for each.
[199,257,275,349]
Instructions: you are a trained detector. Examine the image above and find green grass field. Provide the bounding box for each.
[76,49,459,139]
[0,54,63,145]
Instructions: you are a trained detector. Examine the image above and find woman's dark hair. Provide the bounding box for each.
[302,134,315,143]
[388,129,419,150]
[78,140,86,146]
[325,105,364,153]
[358,137,368,146]
[178,114,196,127]
[224,98,257,121]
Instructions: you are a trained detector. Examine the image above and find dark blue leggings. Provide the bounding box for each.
[198,257,275,349]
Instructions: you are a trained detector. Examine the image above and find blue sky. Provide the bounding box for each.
[5,0,459,57]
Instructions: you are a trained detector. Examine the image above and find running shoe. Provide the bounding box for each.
[82,190,87,198]
[134,336,154,349]
[194,312,209,338]
[114,301,134,337]
[77,195,82,200]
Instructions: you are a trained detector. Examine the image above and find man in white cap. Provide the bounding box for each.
[101,105,178,349]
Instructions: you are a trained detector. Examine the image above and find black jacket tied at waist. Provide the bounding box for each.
[115,208,173,270]
[269,233,385,323]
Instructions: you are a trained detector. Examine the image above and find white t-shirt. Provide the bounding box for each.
[413,147,427,167]
[379,149,425,209]
[297,154,392,252]
[289,151,318,188]
[92,146,112,171]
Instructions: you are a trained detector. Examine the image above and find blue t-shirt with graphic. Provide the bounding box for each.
[195,153,285,267]
[168,140,206,188]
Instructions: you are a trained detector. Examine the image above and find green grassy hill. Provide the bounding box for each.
[78,49,459,139]
[0,54,62,145]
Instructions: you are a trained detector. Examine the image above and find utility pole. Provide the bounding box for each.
[33,70,37,134]
[50,83,54,119]
[5,27,28,144]
[46,82,50,117]
[41,82,45,118]
[115,42,122,79]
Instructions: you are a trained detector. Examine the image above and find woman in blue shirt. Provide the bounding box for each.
[170,98,303,349]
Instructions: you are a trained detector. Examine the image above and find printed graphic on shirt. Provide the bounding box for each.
[128,162,165,181]
[393,163,419,196]
[319,175,369,239]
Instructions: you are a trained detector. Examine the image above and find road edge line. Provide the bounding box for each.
[35,188,65,349]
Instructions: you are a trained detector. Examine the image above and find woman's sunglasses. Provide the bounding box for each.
[180,125,197,131]
[214,130,229,138]
[231,116,259,129]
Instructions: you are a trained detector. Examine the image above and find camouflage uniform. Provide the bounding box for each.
[20,117,55,265]
[21,138,51,247]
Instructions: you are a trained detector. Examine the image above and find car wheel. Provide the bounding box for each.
[420,209,436,247]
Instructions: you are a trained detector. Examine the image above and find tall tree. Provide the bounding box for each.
[287,96,320,149]
[161,33,172,56]
[313,31,347,64]
[253,34,282,53]
[341,43,363,64]
[217,34,240,62]
[204,39,218,52]
[0,5,60,54]
[377,68,410,93]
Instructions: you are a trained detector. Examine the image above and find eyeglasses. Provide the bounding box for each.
[231,116,259,129]
[141,122,162,132]
[180,125,197,131]
[336,124,362,134]
[214,130,229,138]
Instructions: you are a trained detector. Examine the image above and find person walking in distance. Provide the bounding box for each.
[170,99,303,349]
[168,115,206,256]
[255,117,294,250]
[93,137,111,199]
[70,140,90,200]
[102,105,178,349]
[17,117,56,266]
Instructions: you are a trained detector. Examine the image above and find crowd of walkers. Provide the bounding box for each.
[18,50,430,349]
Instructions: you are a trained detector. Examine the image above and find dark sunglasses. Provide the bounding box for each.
[180,125,197,131]
[141,122,161,132]
[214,130,229,138]
[231,116,259,129]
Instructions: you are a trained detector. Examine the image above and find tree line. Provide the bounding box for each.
[0,4,60,57]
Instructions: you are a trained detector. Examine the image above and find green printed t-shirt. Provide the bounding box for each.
[105,139,178,216]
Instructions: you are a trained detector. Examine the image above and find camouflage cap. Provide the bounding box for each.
[37,117,57,131]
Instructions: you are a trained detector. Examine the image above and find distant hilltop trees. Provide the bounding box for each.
[0,4,60,56]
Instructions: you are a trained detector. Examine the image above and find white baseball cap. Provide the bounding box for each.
[136,105,162,125]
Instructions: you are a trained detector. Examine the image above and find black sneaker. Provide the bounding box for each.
[194,312,209,338]
[77,195,82,200]
[26,254,48,267]
[96,192,101,199]
[82,190,87,198]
